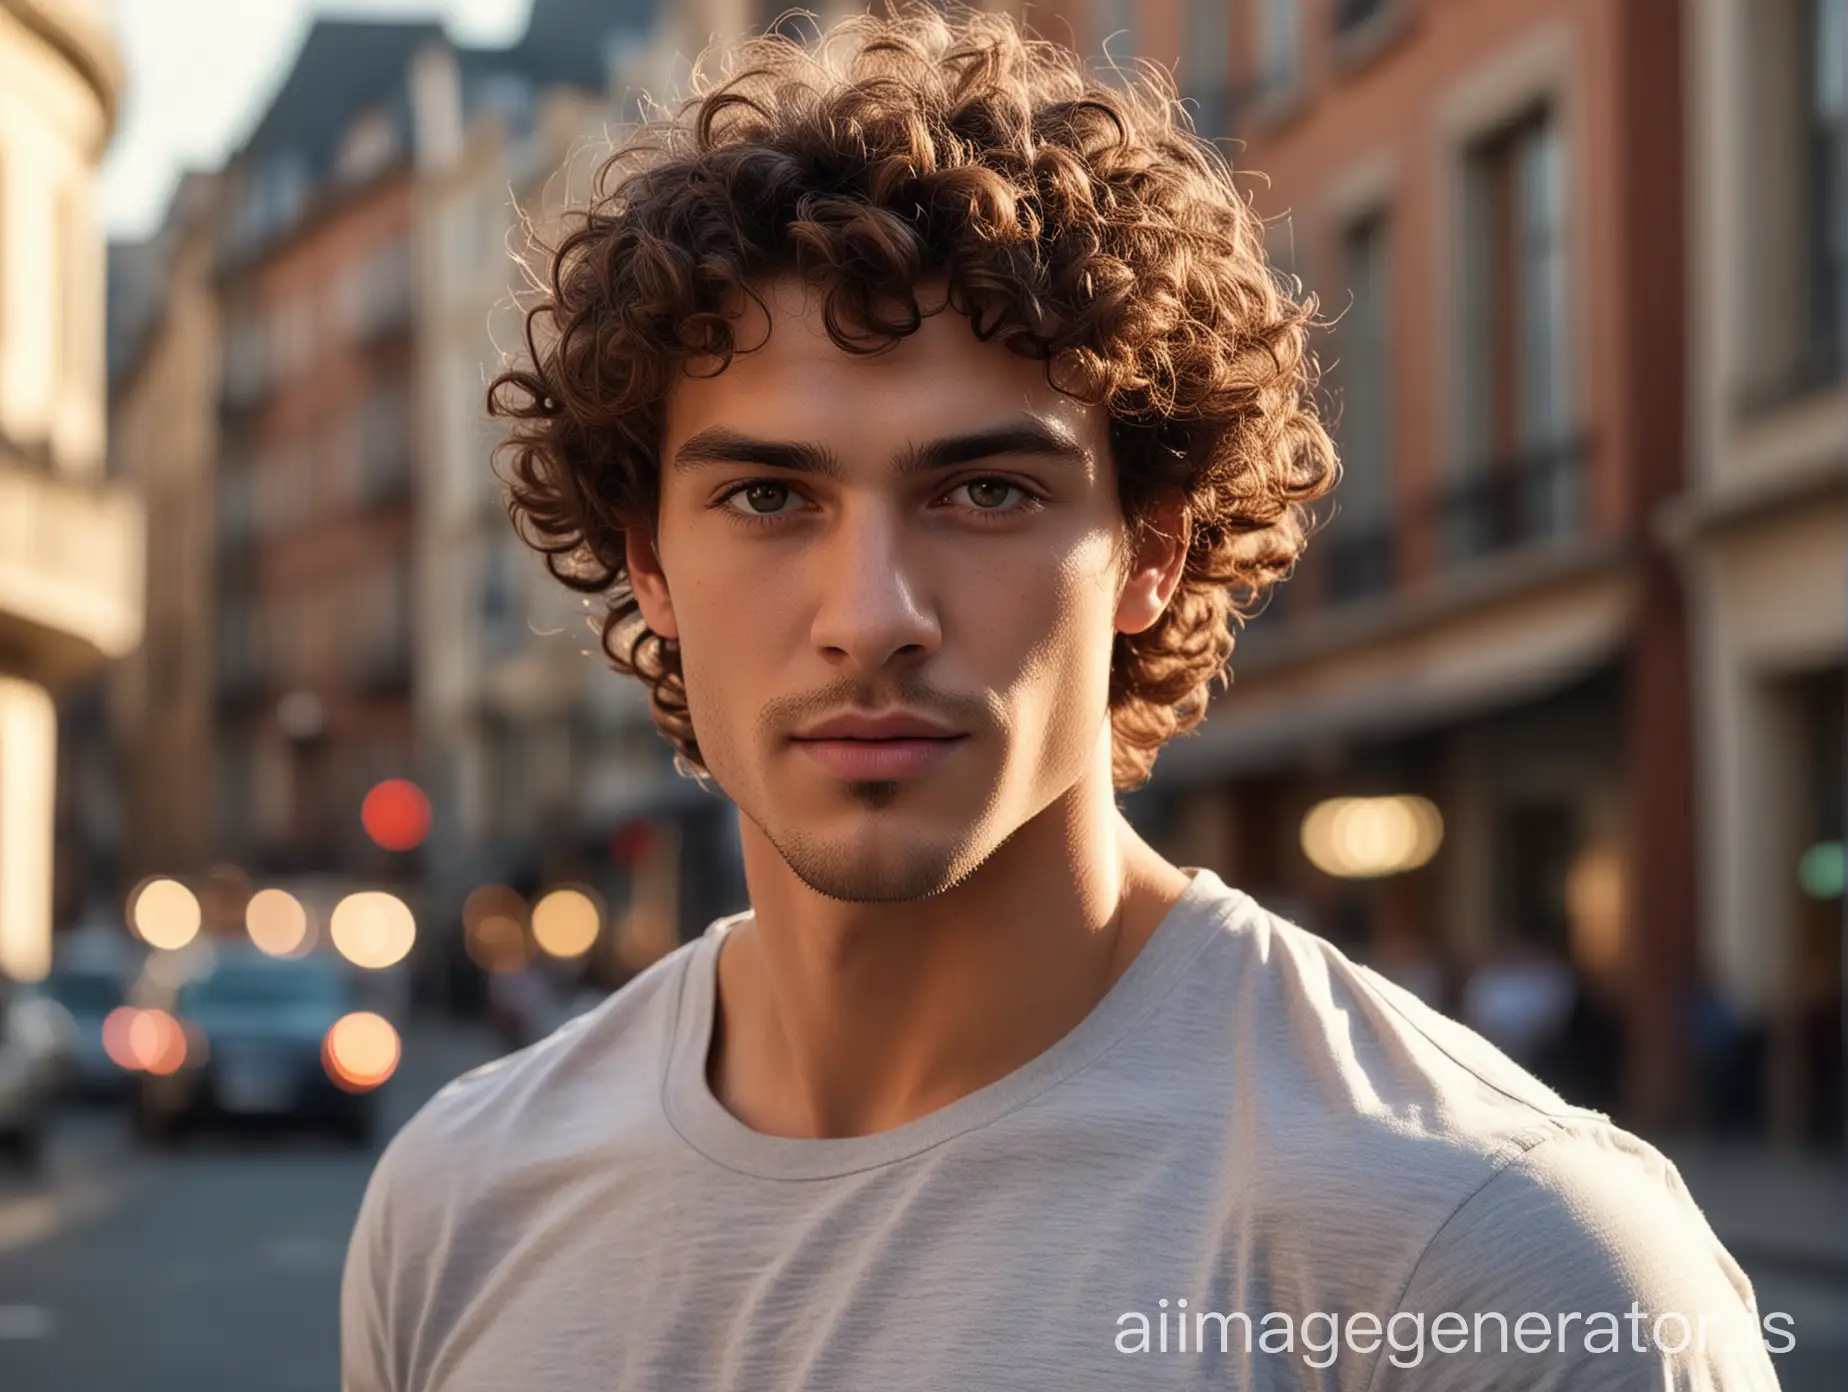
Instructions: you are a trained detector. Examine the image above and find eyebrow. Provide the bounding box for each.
[669,419,1093,479]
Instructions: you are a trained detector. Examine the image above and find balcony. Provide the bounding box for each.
[0,455,144,686]
[1321,519,1397,605]
[1432,435,1587,568]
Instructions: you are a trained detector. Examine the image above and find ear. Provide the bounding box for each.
[624,521,679,640]
[1114,496,1190,637]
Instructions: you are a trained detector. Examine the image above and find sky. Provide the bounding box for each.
[101,0,533,241]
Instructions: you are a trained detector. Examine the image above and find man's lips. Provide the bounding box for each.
[791,734,969,781]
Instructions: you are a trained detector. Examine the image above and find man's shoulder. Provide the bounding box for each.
[1367,1120,1774,1388]
[1160,890,1616,1239]
[1176,891,1597,1143]
[369,936,700,1221]
[1163,896,1763,1364]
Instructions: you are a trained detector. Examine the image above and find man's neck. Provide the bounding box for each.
[707,765,1194,1141]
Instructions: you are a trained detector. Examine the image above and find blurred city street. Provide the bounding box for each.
[0,1016,504,1391]
[0,0,1839,1386]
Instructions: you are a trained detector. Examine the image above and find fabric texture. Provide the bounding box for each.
[341,867,1781,1390]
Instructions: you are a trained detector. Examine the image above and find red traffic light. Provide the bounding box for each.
[362,778,431,851]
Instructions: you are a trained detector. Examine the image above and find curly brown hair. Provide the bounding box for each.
[488,3,1335,792]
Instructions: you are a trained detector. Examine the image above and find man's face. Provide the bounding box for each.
[631,278,1164,903]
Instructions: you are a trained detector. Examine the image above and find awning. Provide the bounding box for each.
[1149,549,1635,787]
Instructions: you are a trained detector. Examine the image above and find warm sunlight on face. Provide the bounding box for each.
[634,278,1139,903]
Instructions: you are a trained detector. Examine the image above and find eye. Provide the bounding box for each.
[720,481,801,517]
[953,476,1027,510]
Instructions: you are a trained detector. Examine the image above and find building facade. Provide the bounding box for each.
[410,0,772,988]
[1034,0,1697,1127]
[210,22,437,889]
[1680,0,1844,1147]
[0,0,137,980]
[103,173,223,894]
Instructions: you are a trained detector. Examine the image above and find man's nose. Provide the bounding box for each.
[807,502,941,672]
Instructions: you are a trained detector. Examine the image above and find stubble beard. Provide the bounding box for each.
[748,780,993,903]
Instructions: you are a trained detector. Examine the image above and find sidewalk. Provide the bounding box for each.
[1660,1136,1848,1283]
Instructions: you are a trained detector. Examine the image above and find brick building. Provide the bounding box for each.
[1033,0,1700,1127]
[209,22,435,884]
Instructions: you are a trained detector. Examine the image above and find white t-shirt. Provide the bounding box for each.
[341,868,1780,1390]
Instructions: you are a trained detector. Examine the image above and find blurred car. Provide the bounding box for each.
[0,977,71,1170]
[37,962,133,1100]
[128,945,394,1148]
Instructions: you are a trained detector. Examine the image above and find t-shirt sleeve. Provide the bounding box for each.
[341,1138,405,1392]
[1367,1131,1783,1392]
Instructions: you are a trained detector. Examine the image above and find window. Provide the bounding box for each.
[215,733,253,849]
[217,595,256,685]
[477,72,534,132]
[340,237,413,341]
[1185,0,1233,138]
[449,190,508,279]
[1326,212,1394,601]
[348,557,411,681]
[218,461,255,543]
[1451,107,1577,560]
[336,109,400,186]
[1258,0,1303,99]
[220,312,267,406]
[322,412,362,511]
[268,297,314,381]
[359,386,413,500]
[301,584,336,682]
[1333,0,1390,34]
[1808,0,1846,372]
[477,71,544,182]
[480,531,526,659]
[252,439,315,536]
[239,153,308,248]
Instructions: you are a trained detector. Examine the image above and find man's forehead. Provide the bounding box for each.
[664,285,1103,455]
[684,279,999,379]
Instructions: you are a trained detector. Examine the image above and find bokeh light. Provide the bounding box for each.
[246,888,310,956]
[323,1012,401,1092]
[127,1008,189,1075]
[329,891,416,969]
[1300,796,1445,879]
[469,913,530,973]
[1798,840,1844,900]
[1566,844,1627,983]
[532,887,601,959]
[361,778,431,851]
[129,877,202,950]
[102,1006,142,1071]
[462,884,531,974]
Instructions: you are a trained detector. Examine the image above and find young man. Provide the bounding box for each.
[342,9,1779,1390]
